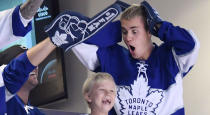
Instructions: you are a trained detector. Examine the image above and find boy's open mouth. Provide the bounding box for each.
[102,99,111,105]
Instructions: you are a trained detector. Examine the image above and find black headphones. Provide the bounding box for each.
[0,45,28,65]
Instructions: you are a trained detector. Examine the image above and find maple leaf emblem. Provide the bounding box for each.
[115,62,164,115]
[52,31,68,47]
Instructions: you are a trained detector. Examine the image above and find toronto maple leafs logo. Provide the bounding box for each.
[116,61,164,115]
[52,31,68,47]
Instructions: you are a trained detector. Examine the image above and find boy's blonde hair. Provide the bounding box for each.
[120,4,149,31]
[82,72,116,96]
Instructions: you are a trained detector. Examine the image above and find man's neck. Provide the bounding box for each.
[138,43,154,60]
[17,87,30,105]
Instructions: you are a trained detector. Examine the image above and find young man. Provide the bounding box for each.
[71,1,200,115]
[0,37,56,115]
[0,0,44,49]
[82,72,116,115]
[0,45,44,115]
[0,0,44,114]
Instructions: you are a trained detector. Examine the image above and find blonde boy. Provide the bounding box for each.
[82,72,116,115]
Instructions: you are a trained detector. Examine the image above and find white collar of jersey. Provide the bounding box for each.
[0,65,7,87]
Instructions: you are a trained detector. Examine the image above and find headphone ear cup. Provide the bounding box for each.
[0,45,27,65]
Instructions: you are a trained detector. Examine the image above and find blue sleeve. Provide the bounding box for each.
[158,21,195,55]
[3,52,36,94]
[158,22,200,77]
[109,108,117,115]
[84,20,122,47]
[0,86,6,114]
[12,5,32,37]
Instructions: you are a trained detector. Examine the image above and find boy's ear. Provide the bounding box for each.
[84,93,92,103]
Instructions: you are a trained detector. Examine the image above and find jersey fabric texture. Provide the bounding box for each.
[87,21,199,115]
[7,95,44,115]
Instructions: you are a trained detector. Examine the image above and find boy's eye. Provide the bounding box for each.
[98,88,105,91]
[110,90,115,93]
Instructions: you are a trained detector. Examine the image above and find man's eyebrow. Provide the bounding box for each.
[130,26,138,29]
[121,26,139,31]
[121,27,126,31]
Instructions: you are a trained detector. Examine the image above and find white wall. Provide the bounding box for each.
[43,0,210,114]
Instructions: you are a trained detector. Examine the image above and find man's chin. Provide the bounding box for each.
[130,53,138,59]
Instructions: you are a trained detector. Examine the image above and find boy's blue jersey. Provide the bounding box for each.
[91,21,199,115]
[7,95,44,115]
[0,4,32,115]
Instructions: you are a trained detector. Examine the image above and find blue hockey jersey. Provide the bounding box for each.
[0,4,32,115]
[0,52,35,115]
[78,21,199,115]
[7,95,44,115]
[100,22,199,115]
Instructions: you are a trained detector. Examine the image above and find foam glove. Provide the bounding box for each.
[141,1,163,37]
[45,1,129,52]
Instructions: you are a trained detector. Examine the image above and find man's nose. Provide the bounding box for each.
[34,67,38,73]
[125,32,133,42]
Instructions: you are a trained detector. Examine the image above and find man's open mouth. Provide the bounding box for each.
[129,45,135,51]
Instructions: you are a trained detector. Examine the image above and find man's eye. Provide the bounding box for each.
[122,31,127,35]
[132,30,137,34]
